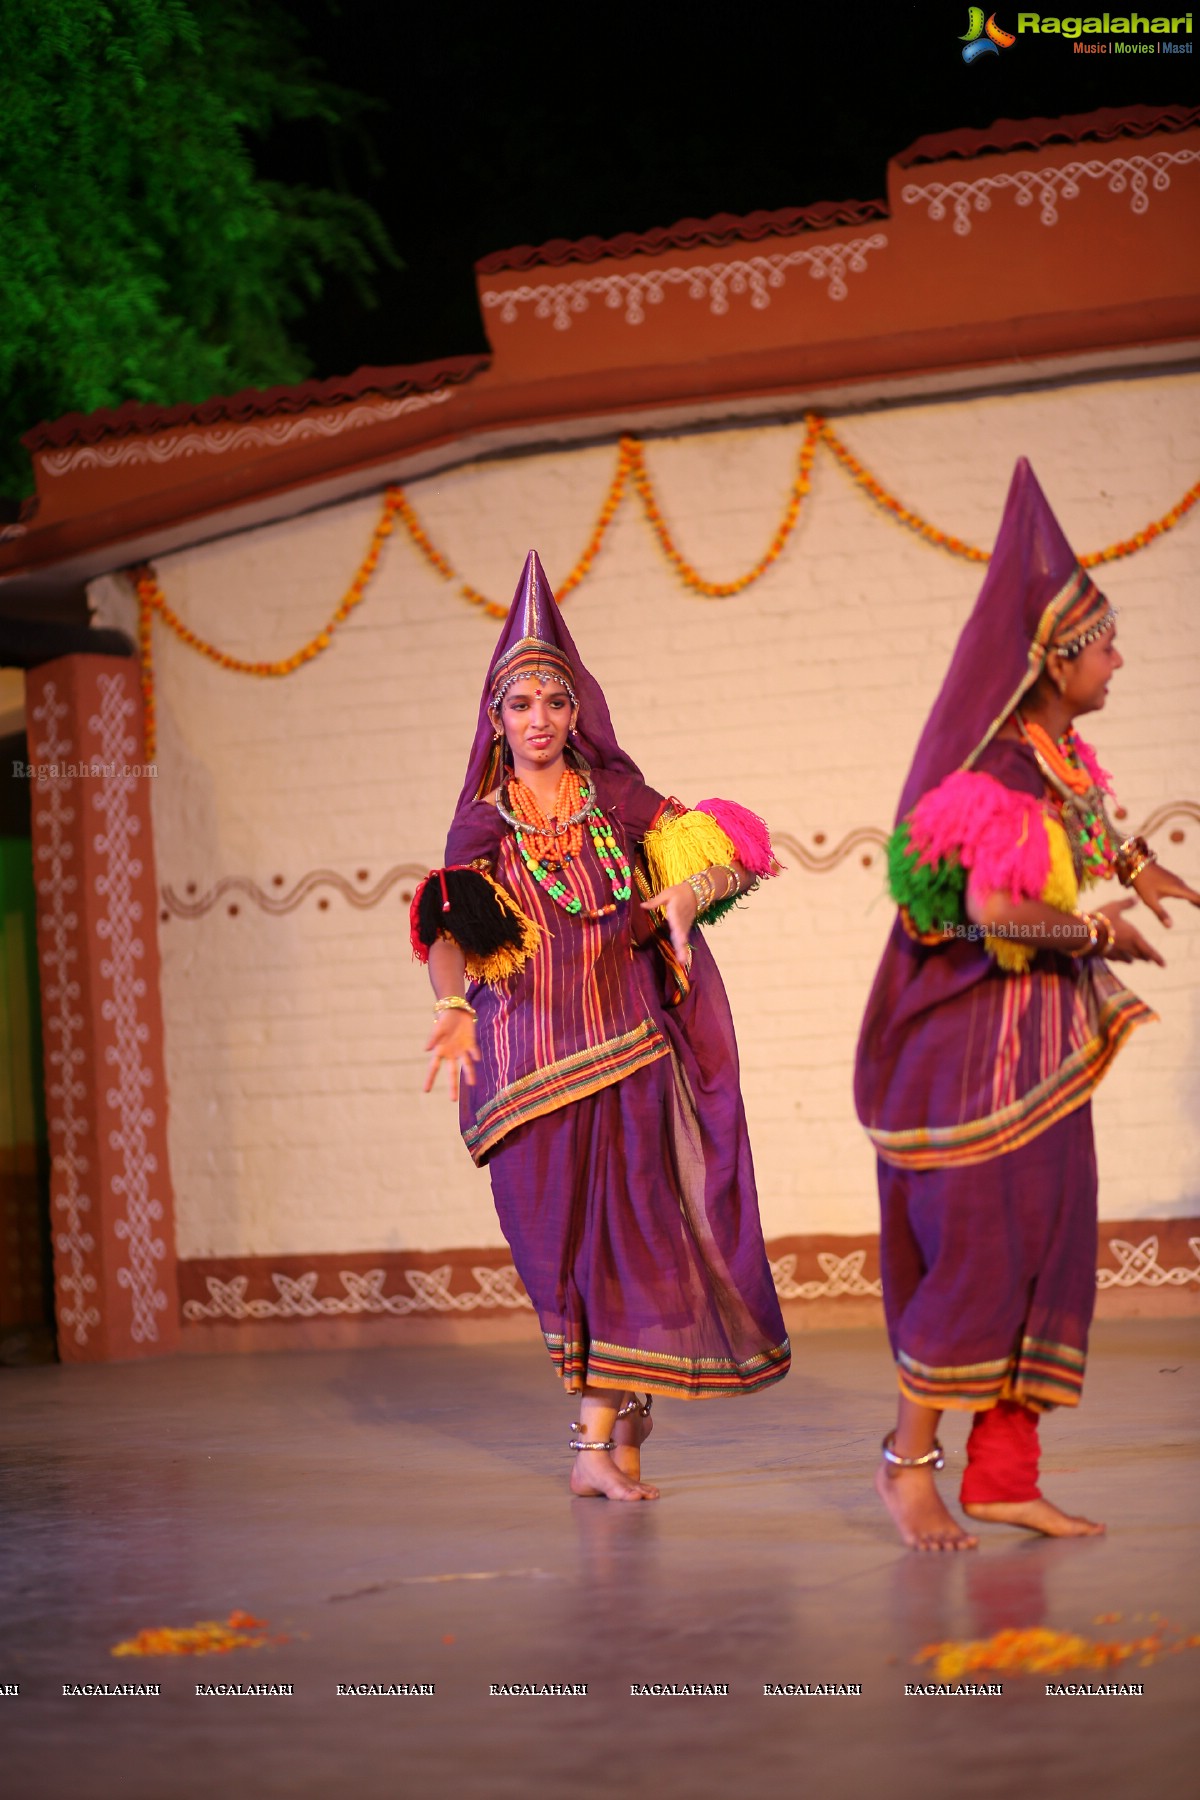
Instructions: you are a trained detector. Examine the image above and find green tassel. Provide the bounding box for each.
[886,820,966,935]
[697,893,741,929]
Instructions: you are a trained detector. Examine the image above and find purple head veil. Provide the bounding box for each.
[451,550,644,821]
[895,459,1111,821]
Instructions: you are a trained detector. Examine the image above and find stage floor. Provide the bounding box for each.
[3,1319,1198,1799]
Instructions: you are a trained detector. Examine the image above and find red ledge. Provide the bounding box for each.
[4,292,1194,590]
[22,355,491,454]
[897,103,1200,168]
[475,198,889,273]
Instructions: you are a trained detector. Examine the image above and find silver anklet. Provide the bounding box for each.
[881,1429,945,1472]
[615,1394,653,1420]
[569,1434,616,1452]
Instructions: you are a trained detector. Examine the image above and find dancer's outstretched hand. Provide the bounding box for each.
[1098,899,1165,966]
[424,1011,480,1100]
[1133,861,1200,928]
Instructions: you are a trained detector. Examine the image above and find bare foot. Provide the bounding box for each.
[570,1448,659,1501]
[875,1463,978,1551]
[612,1395,654,1483]
[963,1497,1105,1537]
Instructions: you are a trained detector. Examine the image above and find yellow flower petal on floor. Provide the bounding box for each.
[111,1610,283,1657]
[914,1620,1197,1680]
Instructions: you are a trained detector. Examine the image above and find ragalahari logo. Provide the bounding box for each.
[960,7,1017,58]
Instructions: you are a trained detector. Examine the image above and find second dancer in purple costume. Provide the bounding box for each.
[414,552,790,1500]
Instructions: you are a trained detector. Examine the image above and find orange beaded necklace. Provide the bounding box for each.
[1018,718,1092,796]
[1016,714,1120,882]
[505,767,588,869]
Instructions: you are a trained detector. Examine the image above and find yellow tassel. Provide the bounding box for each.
[643,810,737,893]
[987,934,1034,974]
[985,816,1081,972]
[1041,816,1079,914]
[460,871,542,990]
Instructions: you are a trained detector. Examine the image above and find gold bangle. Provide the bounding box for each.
[433,995,477,1019]
[686,870,716,911]
[1067,913,1100,959]
[1093,912,1116,956]
[1117,835,1157,888]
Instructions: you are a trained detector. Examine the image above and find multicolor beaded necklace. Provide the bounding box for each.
[1017,716,1119,883]
[499,765,632,917]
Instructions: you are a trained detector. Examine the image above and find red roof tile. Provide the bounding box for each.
[22,355,490,452]
[896,103,1200,168]
[474,198,889,273]
[478,105,1199,274]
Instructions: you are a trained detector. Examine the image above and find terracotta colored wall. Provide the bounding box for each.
[25,656,179,1360]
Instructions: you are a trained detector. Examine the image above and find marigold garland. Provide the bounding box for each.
[129,417,1200,759]
[625,417,820,597]
[134,492,403,757]
[819,421,991,562]
[392,444,634,620]
[820,420,1200,568]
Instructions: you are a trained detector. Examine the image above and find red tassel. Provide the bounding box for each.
[438,869,451,914]
[410,874,436,962]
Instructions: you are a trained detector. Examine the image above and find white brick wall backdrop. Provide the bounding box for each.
[93,370,1200,1260]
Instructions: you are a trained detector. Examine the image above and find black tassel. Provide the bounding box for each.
[412,867,525,958]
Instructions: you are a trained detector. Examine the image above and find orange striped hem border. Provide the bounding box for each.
[545,1332,792,1400]
[463,1021,671,1164]
[897,1337,1085,1413]
[867,990,1153,1172]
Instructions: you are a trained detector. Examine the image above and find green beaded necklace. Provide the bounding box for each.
[503,782,633,919]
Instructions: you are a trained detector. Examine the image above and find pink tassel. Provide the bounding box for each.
[908,771,1048,906]
[695,797,780,877]
[1071,731,1113,794]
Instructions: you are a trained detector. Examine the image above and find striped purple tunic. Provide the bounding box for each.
[442,768,791,1400]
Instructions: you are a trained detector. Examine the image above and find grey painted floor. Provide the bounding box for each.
[2,1319,1198,1800]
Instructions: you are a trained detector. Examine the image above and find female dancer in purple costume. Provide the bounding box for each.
[415,552,790,1501]
[856,460,1198,1550]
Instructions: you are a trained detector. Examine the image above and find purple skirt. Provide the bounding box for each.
[878,1102,1098,1413]
[488,1055,790,1399]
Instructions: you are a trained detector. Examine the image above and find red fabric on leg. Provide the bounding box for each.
[961,1399,1042,1504]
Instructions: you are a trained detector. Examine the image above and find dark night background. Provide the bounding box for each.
[259,1,1200,381]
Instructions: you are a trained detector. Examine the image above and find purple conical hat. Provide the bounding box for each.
[452,550,643,818]
[895,459,1113,820]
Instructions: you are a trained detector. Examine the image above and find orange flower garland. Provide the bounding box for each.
[626,417,820,597]
[1079,476,1200,566]
[821,419,1200,569]
[134,492,402,755]
[129,419,1200,761]
[394,443,634,619]
[819,420,990,562]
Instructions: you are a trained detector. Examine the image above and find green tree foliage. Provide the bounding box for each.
[0,0,394,496]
